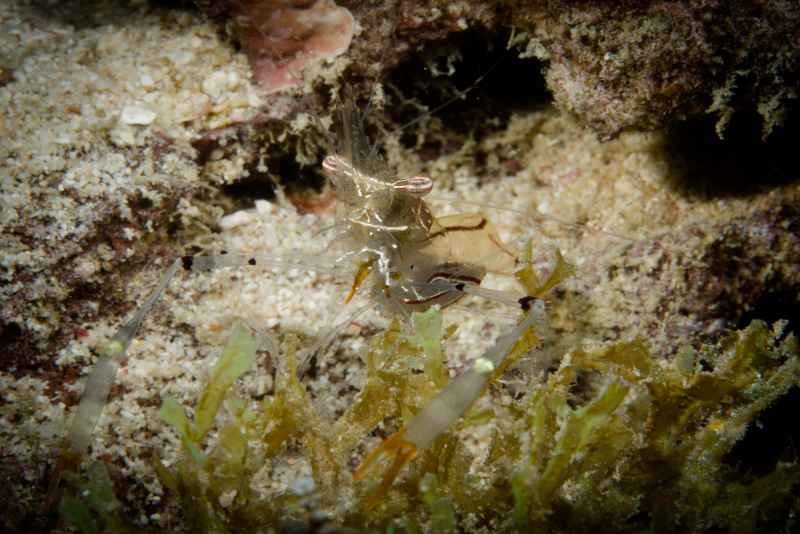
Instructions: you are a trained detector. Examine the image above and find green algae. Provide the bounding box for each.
[508,321,800,531]
[59,462,127,534]
[59,313,800,532]
[56,244,800,532]
[49,233,800,533]
[54,253,800,533]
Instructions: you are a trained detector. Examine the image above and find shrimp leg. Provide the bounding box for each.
[355,301,545,509]
[46,259,181,508]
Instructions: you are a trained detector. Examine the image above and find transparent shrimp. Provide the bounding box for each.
[47,96,532,513]
[322,102,527,321]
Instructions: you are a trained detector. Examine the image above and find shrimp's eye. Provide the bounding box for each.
[322,155,345,185]
[322,155,339,174]
[393,175,433,196]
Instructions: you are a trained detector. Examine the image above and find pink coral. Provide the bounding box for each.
[232,0,355,94]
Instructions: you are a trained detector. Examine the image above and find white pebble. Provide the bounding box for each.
[255,199,274,215]
[537,200,550,214]
[120,105,156,125]
[219,210,252,230]
[139,74,154,89]
[202,70,228,98]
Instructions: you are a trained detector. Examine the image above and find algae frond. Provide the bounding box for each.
[56,241,800,532]
[59,311,800,533]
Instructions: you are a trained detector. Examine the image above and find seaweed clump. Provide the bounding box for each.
[509,321,800,531]
[61,317,800,531]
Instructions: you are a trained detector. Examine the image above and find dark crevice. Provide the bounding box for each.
[736,289,799,340]
[278,154,326,198]
[0,321,23,346]
[384,26,549,155]
[220,173,276,210]
[663,104,800,199]
[219,152,327,211]
[723,386,800,477]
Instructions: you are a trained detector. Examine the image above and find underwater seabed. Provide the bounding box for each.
[1,0,800,532]
[40,112,800,531]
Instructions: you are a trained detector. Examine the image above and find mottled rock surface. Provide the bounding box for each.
[508,0,800,139]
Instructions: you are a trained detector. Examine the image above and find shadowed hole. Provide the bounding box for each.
[385,26,550,158]
[723,386,800,477]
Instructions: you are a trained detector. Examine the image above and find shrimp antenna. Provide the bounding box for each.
[46,259,181,508]
[67,259,181,455]
[296,301,373,378]
[428,196,639,243]
[394,62,498,134]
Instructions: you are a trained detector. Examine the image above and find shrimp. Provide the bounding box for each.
[321,101,525,318]
[46,85,536,517]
